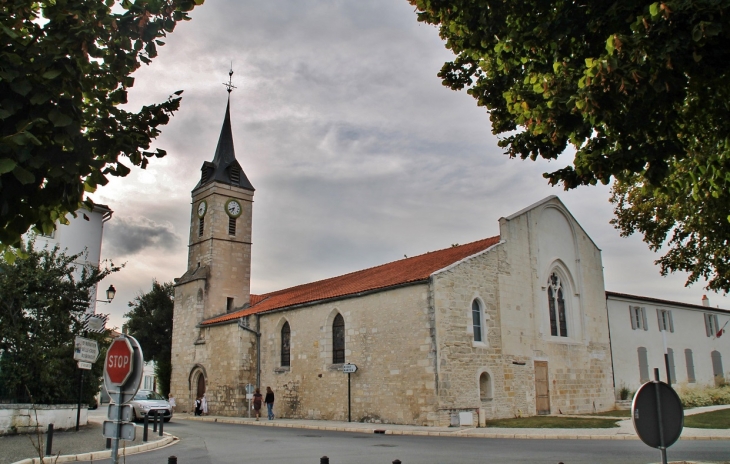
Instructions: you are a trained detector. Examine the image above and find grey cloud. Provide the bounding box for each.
[105,216,182,257]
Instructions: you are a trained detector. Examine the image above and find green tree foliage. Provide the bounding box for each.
[409,0,730,290]
[0,0,205,258]
[0,239,120,404]
[124,280,173,397]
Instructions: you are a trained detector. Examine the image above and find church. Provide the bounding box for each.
[169,96,617,427]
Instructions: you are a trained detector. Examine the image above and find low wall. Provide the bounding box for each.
[0,404,87,435]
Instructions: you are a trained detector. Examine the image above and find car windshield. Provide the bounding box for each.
[134,391,165,401]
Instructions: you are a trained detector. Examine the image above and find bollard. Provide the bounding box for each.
[392,460,402,464]
[153,410,158,432]
[45,424,54,456]
[320,457,329,464]
[159,412,164,437]
[143,412,149,442]
[168,456,177,464]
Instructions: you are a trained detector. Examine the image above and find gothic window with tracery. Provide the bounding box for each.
[332,313,345,364]
[547,272,568,337]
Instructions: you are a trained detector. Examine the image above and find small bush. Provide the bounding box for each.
[676,385,730,409]
[619,386,631,401]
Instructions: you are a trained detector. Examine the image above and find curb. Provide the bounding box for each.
[182,416,730,441]
[11,433,178,464]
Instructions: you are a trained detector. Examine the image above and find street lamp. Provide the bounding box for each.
[97,284,116,303]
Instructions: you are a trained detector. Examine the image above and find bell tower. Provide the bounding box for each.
[186,70,254,319]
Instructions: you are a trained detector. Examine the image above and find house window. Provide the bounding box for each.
[198,217,204,237]
[711,350,724,386]
[332,313,345,364]
[228,217,236,235]
[281,322,291,367]
[666,348,676,384]
[226,297,234,313]
[630,306,648,331]
[638,347,650,383]
[705,313,720,337]
[685,349,696,383]
[547,273,567,337]
[657,309,674,332]
[472,299,483,342]
[479,372,492,400]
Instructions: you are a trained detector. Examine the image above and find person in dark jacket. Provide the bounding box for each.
[253,388,263,421]
[265,386,275,420]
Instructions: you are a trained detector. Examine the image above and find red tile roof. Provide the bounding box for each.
[201,235,501,326]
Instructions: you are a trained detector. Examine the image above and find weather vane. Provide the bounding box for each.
[223,63,236,94]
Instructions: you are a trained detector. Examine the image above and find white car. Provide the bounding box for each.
[129,390,173,422]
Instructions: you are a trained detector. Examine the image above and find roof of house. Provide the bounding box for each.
[606,291,730,314]
[201,235,501,326]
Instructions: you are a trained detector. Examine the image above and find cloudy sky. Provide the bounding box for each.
[89,0,728,330]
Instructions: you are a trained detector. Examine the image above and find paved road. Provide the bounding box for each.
[93,420,730,464]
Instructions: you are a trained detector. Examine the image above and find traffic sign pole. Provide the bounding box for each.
[654,369,668,464]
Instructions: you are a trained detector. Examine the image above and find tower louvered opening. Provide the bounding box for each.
[198,217,204,237]
[228,217,236,235]
[201,169,209,184]
[229,166,240,184]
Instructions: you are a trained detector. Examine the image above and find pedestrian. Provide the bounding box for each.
[201,393,209,415]
[265,386,275,420]
[194,396,202,416]
[168,393,176,413]
[252,388,263,421]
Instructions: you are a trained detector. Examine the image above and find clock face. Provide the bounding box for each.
[197,200,207,218]
[225,199,242,218]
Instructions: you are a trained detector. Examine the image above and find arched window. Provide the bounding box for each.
[281,322,291,367]
[472,299,483,342]
[547,273,568,337]
[332,313,345,364]
[479,372,492,400]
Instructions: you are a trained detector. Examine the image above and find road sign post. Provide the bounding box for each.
[73,336,100,432]
[103,335,143,464]
[632,368,684,464]
[341,364,357,422]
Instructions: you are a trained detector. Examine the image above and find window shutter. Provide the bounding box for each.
[656,308,663,331]
[705,313,712,337]
[641,308,648,331]
[638,347,649,383]
[667,348,676,384]
[714,315,720,335]
[668,311,674,333]
[629,307,637,330]
[685,349,695,383]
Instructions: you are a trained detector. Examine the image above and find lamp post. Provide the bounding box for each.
[97,285,116,303]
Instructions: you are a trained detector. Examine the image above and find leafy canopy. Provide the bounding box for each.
[0,239,121,404]
[409,0,730,290]
[124,280,173,397]
[0,0,205,259]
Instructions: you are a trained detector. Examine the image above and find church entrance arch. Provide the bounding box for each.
[189,365,207,408]
[197,373,206,398]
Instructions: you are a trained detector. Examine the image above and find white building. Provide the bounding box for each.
[32,204,113,312]
[607,292,730,395]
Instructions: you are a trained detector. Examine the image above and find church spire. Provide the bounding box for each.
[195,68,254,192]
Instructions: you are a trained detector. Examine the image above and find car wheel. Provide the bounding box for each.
[164,417,171,423]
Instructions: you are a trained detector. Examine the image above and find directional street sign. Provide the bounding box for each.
[77,361,92,370]
[105,337,134,385]
[342,363,358,373]
[74,337,100,363]
[102,421,136,441]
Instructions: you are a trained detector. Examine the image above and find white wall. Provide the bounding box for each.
[0,404,86,435]
[31,205,112,312]
[607,293,730,395]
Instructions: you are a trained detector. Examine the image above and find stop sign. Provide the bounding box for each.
[105,337,134,385]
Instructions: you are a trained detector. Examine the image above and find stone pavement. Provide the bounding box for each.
[3,405,729,463]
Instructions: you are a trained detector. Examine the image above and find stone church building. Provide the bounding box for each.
[170,100,616,426]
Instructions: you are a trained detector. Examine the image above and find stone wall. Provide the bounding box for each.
[258,284,439,425]
[0,404,86,435]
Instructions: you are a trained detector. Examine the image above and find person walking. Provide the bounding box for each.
[201,393,209,415]
[168,393,176,413]
[252,388,263,421]
[264,386,275,420]
[194,396,202,416]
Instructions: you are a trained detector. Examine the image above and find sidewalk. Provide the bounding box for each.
[4,405,729,464]
[182,404,730,441]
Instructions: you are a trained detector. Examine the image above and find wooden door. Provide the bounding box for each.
[196,374,206,398]
[534,361,550,415]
